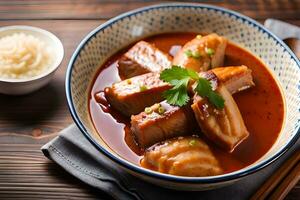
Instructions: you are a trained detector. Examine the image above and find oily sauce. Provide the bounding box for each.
[89,33,284,174]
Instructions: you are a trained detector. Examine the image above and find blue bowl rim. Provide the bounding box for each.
[66,3,300,184]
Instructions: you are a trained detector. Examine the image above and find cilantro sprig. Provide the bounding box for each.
[195,76,225,109]
[159,66,225,109]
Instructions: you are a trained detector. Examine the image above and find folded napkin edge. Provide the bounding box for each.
[41,135,143,200]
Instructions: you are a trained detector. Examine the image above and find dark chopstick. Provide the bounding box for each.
[250,149,300,200]
[268,160,300,200]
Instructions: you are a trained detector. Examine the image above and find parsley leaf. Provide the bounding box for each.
[162,77,190,106]
[195,78,224,108]
[208,92,225,109]
[160,65,199,82]
[195,78,212,97]
[187,69,200,80]
[160,65,191,82]
[162,87,190,107]
[159,66,225,109]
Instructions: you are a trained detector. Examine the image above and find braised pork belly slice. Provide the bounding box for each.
[211,65,254,94]
[104,73,171,116]
[118,41,172,79]
[191,80,249,152]
[130,69,252,149]
[104,66,254,117]
[141,136,223,176]
[131,101,196,148]
[129,69,250,148]
[173,33,227,72]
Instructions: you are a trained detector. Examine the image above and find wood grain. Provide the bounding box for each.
[0,0,299,20]
[0,20,102,137]
[0,1,299,199]
[0,20,111,200]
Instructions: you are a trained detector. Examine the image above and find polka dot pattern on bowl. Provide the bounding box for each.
[66,4,300,185]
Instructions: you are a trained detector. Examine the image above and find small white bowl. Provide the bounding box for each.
[0,25,64,95]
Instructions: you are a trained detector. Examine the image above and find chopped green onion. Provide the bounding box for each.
[145,107,153,114]
[185,50,201,59]
[192,51,201,58]
[189,139,197,146]
[139,85,148,92]
[196,34,202,39]
[205,48,215,56]
[184,50,193,57]
[158,106,166,114]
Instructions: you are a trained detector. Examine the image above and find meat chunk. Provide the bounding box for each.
[130,69,252,148]
[104,73,170,116]
[173,33,227,72]
[131,101,196,148]
[191,78,249,152]
[118,41,172,79]
[141,136,223,176]
[105,66,254,117]
[212,65,254,94]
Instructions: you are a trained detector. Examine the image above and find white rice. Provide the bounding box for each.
[0,33,53,79]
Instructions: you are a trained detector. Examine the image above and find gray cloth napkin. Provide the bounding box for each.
[265,19,300,40]
[42,124,300,200]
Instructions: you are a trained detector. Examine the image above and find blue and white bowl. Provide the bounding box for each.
[66,3,300,190]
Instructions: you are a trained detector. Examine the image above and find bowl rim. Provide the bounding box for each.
[0,25,64,83]
[66,3,300,183]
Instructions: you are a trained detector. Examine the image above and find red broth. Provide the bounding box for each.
[89,33,284,174]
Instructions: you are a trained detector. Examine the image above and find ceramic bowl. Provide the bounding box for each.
[66,3,300,190]
[0,25,64,95]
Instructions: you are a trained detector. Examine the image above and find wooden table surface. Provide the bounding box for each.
[0,1,299,199]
